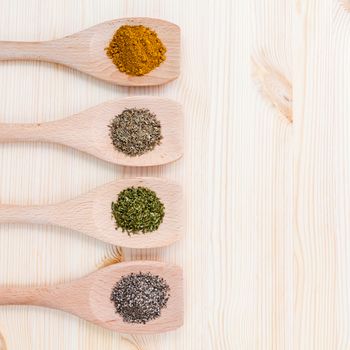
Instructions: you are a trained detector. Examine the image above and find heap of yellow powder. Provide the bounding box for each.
[106,25,167,76]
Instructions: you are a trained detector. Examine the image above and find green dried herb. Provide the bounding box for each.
[111,186,165,235]
[108,108,162,157]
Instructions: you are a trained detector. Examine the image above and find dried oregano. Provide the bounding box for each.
[111,186,165,235]
[105,25,166,76]
[110,272,170,324]
[108,108,162,157]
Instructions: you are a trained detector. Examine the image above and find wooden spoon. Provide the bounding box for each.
[0,18,180,86]
[0,177,183,248]
[0,261,184,334]
[0,96,183,167]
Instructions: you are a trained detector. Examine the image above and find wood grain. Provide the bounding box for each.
[0,332,6,350]
[340,0,350,11]
[0,0,347,349]
[251,0,293,349]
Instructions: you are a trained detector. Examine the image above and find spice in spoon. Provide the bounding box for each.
[111,186,165,235]
[108,108,162,157]
[110,272,170,324]
[106,25,167,76]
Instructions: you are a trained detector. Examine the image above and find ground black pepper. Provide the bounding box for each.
[110,272,170,324]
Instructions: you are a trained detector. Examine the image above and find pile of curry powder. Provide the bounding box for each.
[106,25,167,76]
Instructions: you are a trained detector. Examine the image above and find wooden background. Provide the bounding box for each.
[0,0,348,349]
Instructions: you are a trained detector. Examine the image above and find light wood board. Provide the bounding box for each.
[0,0,348,349]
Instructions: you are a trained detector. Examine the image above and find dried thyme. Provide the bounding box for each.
[108,108,162,157]
[105,25,167,76]
[111,186,165,235]
[110,272,170,324]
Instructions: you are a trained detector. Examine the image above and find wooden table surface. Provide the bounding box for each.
[0,0,348,349]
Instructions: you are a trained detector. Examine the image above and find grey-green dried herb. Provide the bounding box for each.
[108,108,162,157]
[111,186,165,235]
[110,272,170,324]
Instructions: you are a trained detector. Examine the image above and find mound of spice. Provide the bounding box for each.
[110,272,170,324]
[111,186,165,235]
[106,25,167,76]
[108,108,162,157]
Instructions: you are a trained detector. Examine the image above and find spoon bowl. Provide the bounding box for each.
[0,18,181,86]
[0,96,184,167]
[0,261,184,334]
[0,177,183,248]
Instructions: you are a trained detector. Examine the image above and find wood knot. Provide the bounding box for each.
[121,335,143,350]
[340,0,350,11]
[252,55,292,123]
[97,246,124,269]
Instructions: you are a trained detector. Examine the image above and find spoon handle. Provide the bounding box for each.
[0,286,54,306]
[0,284,87,316]
[0,41,59,61]
[0,204,57,225]
[0,199,96,239]
[0,123,55,142]
[0,39,80,66]
[0,278,95,320]
[0,116,90,147]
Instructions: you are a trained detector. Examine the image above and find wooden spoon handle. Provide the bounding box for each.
[0,41,54,61]
[0,287,51,305]
[0,279,94,320]
[0,200,95,239]
[0,123,53,142]
[0,204,56,224]
[0,40,76,65]
[0,285,76,312]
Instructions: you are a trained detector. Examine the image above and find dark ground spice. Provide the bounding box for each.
[110,272,170,324]
[108,108,162,157]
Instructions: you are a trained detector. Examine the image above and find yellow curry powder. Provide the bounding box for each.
[106,25,167,76]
